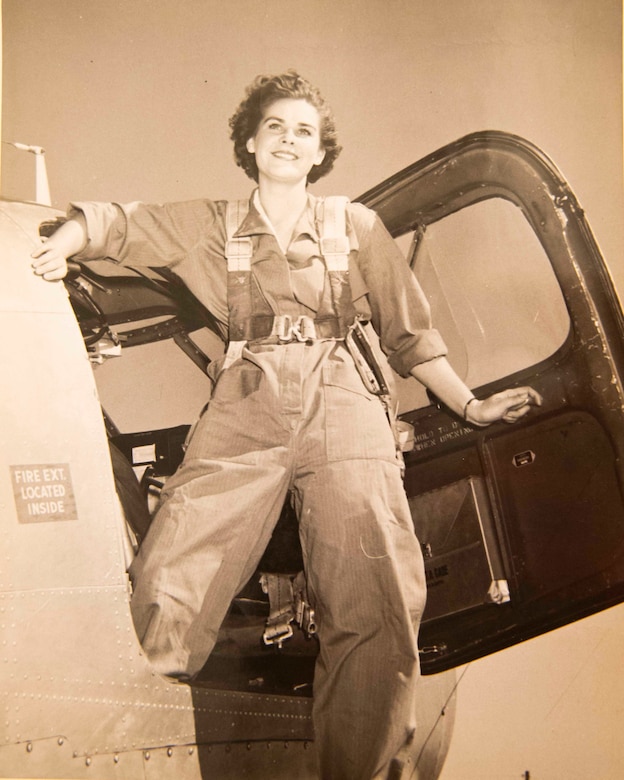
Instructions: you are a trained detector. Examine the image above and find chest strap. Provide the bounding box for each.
[223,196,355,368]
[318,195,350,272]
[223,200,253,368]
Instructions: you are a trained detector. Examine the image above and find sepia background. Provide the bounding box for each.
[2,1,623,778]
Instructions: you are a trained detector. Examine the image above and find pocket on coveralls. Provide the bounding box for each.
[322,357,397,463]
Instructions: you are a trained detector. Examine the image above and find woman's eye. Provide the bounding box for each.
[268,122,282,131]
[297,128,312,136]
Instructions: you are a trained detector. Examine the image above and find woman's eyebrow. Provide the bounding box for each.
[262,115,316,130]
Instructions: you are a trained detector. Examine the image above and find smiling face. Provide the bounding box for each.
[246,98,326,187]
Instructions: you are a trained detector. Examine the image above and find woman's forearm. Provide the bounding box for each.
[48,215,88,257]
[409,356,543,426]
[409,357,474,418]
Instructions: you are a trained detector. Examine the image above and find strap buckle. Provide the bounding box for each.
[293,572,317,637]
[225,237,253,272]
[274,315,317,343]
[260,572,317,648]
[260,573,295,648]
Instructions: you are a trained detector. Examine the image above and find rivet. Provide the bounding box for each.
[225,744,231,754]
[114,755,119,764]
[188,747,194,755]
[144,751,150,761]
[167,747,173,757]
[85,757,91,766]
[26,742,33,753]
[58,737,64,746]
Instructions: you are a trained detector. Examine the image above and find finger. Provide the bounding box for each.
[505,393,531,411]
[502,408,527,424]
[31,241,51,259]
[507,387,543,409]
[34,259,67,279]
[42,268,66,281]
[31,251,60,270]
[32,257,58,274]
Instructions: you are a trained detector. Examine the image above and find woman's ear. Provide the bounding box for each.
[246,137,255,154]
[314,147,326,166]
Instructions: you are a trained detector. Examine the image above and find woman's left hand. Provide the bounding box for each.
[465,387,543,427]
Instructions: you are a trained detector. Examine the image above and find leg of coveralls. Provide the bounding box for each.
[295,458,426,780]
[129,348,296,680]
[129,454,291,679]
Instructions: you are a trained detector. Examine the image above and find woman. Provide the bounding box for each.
[32,71,541,779]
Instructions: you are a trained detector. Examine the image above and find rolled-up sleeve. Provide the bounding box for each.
[351,206,447,377]
[68,199,220,268]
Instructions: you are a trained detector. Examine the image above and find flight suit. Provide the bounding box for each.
[71,192,447,779]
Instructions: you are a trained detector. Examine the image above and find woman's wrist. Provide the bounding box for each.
[463,397,489,427]
[463,396,478,420]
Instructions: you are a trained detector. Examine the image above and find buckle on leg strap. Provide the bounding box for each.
[260,573,294,648]
[260,572,317,648]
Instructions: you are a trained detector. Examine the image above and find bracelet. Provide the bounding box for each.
[463,397,478,421]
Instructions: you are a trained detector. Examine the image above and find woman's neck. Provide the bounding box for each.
[256,179,308,249]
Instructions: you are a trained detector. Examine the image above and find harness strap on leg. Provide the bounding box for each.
[259,571,317,647]
[260,573,295,648]
[293,570,317,638]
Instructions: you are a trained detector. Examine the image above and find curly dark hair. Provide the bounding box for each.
[229,71,341,184]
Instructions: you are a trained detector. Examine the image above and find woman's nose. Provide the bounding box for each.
[281,128,295,143]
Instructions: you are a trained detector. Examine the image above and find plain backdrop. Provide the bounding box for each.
[2,2,623,778]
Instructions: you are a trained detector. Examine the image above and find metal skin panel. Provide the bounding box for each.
[0,577,454,778]
[0,201,127,593]
[0,668,457,780]
[0,202,70,315]
[0,587,315,773]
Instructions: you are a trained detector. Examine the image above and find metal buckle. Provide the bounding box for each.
[260,573,295,648]
[263,621,294,648]
[293,315,316,342]
[225,238,253,271]
[260,572,316,648]
[294,590,317,637]
[275,315,316,343]
[275,314,293,342]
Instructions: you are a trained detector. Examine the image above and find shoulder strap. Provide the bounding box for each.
[222,199,253,368]
[225,199,252,272]
[319,195,350,271]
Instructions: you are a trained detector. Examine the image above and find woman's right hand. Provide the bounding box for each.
[30,216,88,281]
[31,240,69,281]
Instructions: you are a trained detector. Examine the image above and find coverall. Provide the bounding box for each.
[70,192,448,779]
